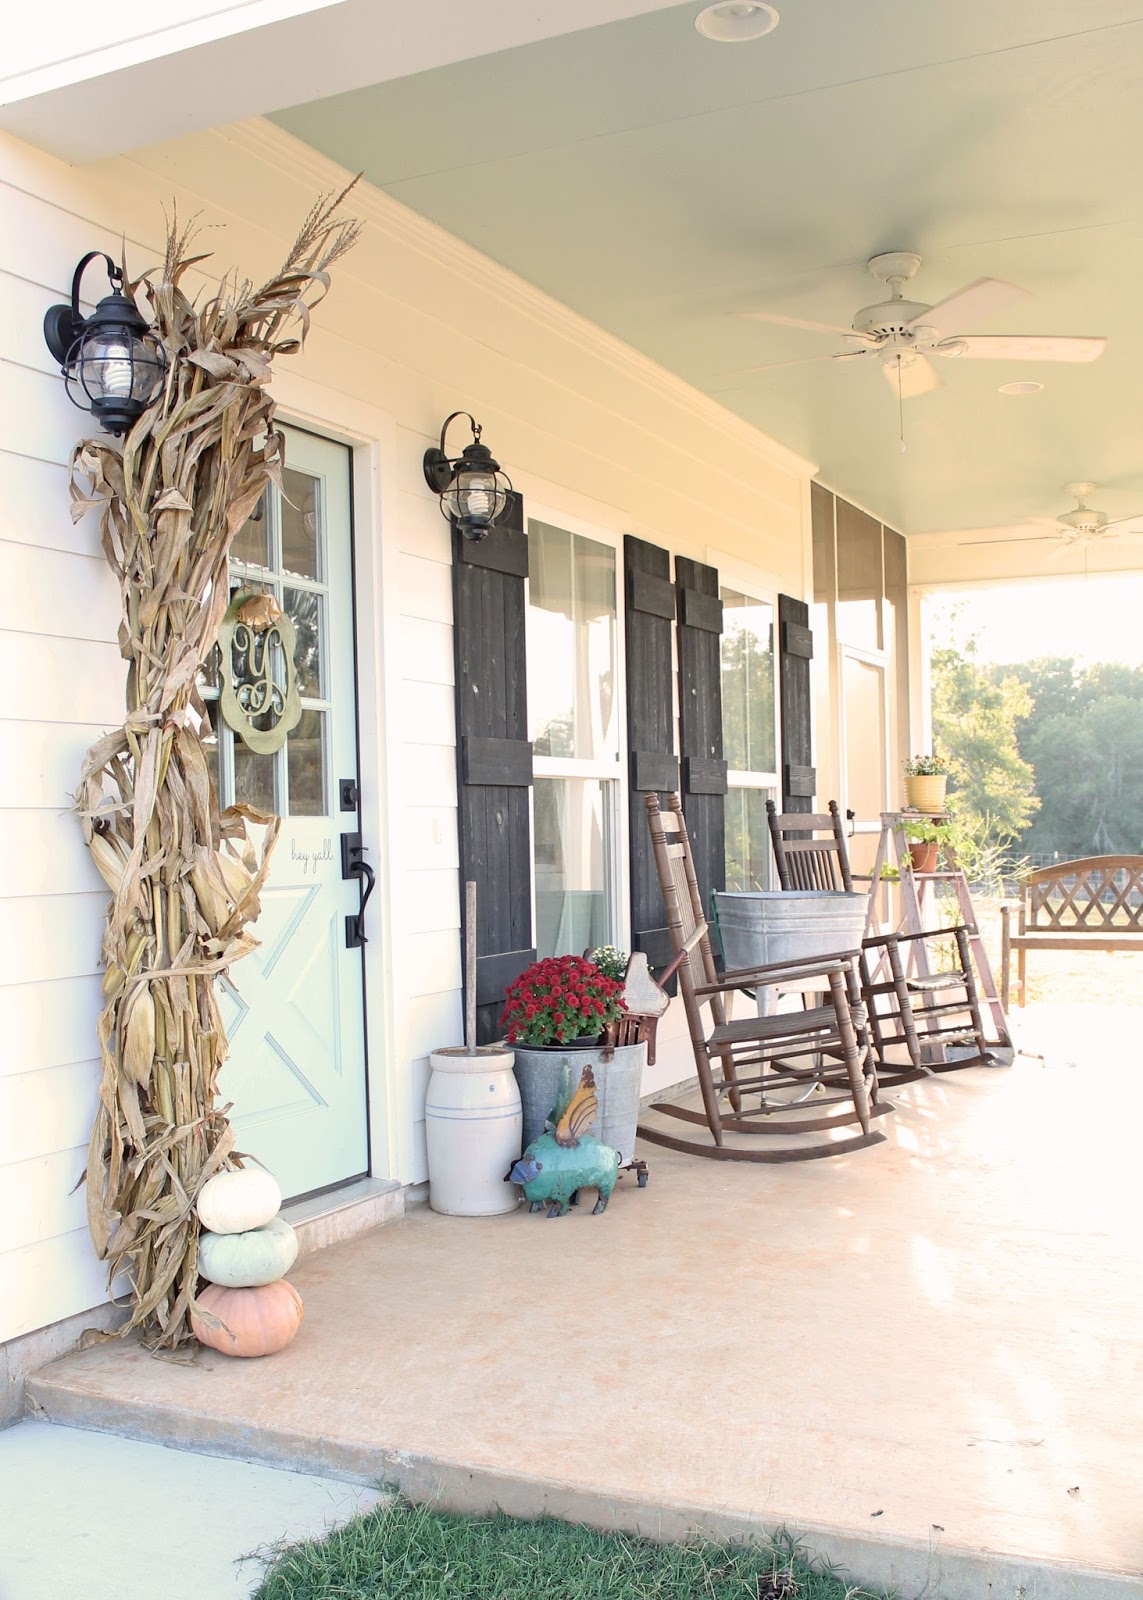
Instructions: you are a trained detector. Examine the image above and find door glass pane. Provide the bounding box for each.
[233,740,277,813]
[287,710,328,817]
[231,495,268,570]
[284,586,324,698]
[534,776,612,959]
[527,522,617,760]
[281,468,321,581]
[725,787,775,892]
[721,589,776,774]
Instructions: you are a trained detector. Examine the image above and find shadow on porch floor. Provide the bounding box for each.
[28,1003,1143,1600]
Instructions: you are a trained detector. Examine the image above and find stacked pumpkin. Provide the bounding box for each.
[190,1166,304,1358]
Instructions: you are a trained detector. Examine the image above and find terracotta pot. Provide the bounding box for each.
[904,773,948,814]
[908,840,939,874]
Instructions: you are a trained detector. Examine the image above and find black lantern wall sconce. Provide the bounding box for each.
[422,411,513,540]
[43,252,166,437]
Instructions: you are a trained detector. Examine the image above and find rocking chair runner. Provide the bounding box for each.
[764,800,994,1075]
[637,794,891,1162]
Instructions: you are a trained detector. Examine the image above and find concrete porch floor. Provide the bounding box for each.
[28,1003,1143,1600]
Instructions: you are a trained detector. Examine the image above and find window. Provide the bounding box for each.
[527,520,620,957]
[721,587,779,891]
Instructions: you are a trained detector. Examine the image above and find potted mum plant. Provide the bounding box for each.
[502,953,645,1167]
[902,752,949,814]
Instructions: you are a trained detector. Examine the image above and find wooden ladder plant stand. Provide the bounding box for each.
[865,812,1013,1063]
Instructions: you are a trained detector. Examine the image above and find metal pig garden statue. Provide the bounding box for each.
[506,1065,619,1217]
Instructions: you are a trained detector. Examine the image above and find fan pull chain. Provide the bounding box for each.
[897,357,907,453]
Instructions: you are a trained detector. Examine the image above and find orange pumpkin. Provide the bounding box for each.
[191,1279,304,1357]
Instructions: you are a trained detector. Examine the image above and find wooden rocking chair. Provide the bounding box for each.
[764,800,994,1076]
[637,794,891,1162]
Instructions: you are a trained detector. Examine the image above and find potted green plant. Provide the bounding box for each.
[902,753,949,814]
[502,953,644,1166]
[902,815,951,874]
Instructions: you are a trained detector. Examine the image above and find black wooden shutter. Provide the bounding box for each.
[624,536,678,975]
[778,592,815,814]
[452,493,534,1042]
[675,557,726,918]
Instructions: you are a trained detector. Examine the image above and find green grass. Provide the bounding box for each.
[251,1498,894,1600]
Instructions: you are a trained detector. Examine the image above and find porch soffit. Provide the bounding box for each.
[0,1,685,161]
[258,0,1143,548]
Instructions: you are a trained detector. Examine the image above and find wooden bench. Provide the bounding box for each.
[1000,855,1143,1007]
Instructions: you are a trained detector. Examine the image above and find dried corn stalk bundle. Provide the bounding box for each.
[72,189,360,1347]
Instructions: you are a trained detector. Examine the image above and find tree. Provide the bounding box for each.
[1024,696,1143,856]
[930,631,1040,854]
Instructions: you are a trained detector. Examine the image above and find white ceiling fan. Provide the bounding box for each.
[960,483,1143,549]
[737,252,1106,398]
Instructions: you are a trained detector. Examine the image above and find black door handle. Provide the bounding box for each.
[341,831,375,949]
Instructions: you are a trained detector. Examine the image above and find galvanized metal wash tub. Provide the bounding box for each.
[712,890,868,971]
[512,1042,646,1166]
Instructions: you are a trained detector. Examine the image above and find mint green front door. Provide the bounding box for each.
[206,427,370,1200]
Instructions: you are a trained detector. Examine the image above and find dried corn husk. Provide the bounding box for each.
[72,187,359,1348]
[89,832,127,892]
[122,987,157,1087]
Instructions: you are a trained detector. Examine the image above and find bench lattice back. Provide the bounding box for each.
[1022,856,1143,934]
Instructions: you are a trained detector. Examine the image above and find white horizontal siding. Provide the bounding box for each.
[0,895,106,988]
[0,1061,101,1163]
[0,1147,88,1252]
[0,1230,113,1343]
[0,976,104,1077]
[1,632,124,725]
[0,231,120,1341]
[398,617,454,686]
[0,453,93,560]
[0,720,113,810]
[0,540,120,642]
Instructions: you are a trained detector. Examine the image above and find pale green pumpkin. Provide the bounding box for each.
[198,1216,299,1288]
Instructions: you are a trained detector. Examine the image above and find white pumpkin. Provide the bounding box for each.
[199,1216,299,1288]
[196,1167,281,1235]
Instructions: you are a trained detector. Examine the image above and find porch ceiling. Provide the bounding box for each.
[273,1,1143,547]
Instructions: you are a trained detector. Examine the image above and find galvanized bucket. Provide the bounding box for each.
[512,1042,646,1166]
[713,890,867,971]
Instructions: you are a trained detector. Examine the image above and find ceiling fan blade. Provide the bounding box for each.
[959,534,1062,547]
[1104,512,1143,531]
[947,334,1106,362]
[735,309,864,337]
[881,352,941,398]
[730,351,855,375]
[909,277,1029,334]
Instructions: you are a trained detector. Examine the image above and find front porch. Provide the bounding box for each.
[28,1002,1142,1600]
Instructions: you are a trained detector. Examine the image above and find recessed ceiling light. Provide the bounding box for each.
[999,380,1044,395]
[695,2,780,42]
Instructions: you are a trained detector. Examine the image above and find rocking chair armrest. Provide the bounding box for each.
[657,920,711,987]
[862,926,967,949]
[693,951,859,996]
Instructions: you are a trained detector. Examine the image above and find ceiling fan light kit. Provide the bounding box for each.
[738,251,1106,407]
